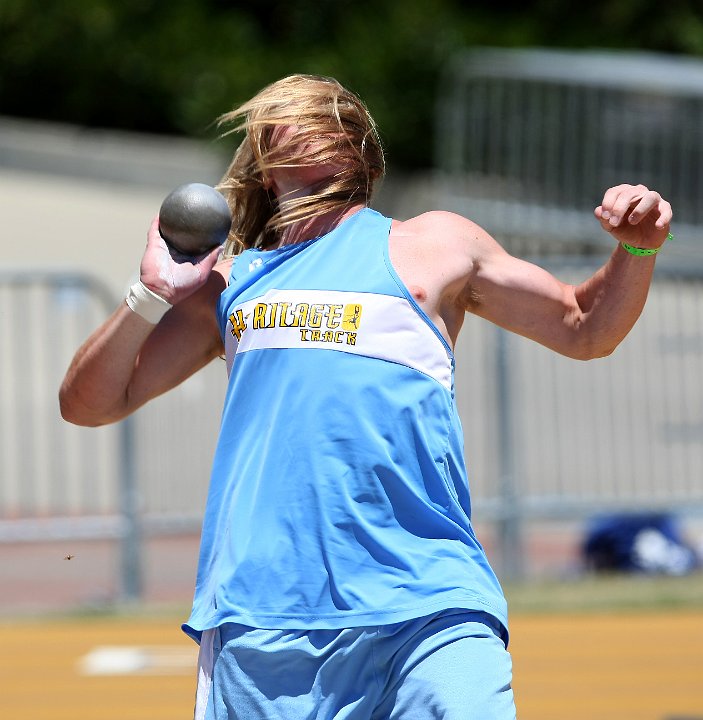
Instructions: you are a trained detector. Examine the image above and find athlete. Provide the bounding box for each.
[59,75,673,719]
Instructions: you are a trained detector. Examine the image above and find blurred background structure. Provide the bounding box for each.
[2,1,703,612]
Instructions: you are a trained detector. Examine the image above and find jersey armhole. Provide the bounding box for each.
[380,224,455,361]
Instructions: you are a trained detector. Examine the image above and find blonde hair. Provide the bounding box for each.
[216,74,385,255]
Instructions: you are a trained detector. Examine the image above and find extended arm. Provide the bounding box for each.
[59,217,227,426]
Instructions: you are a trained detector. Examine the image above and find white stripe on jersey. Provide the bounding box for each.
[224,288,452,390]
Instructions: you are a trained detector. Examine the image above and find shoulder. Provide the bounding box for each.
[388,211,496,315]
[392,211,494,251]
[392,210,475,234]
[389,210,513,322]
[390,210,502,270]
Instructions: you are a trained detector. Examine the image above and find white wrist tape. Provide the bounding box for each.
[125,280,173,324]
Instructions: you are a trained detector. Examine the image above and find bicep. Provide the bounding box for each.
[468,249,583,355]
[403,212,582,355]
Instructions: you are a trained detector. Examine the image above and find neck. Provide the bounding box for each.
[274,202,366,248]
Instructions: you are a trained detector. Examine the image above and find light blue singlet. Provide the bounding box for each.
[183,208,508,640]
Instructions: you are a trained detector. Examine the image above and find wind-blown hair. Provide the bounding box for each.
[216,74,385,255]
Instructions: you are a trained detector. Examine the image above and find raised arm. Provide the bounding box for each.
[463,184,672,359]
[390,184,672,359]
[59,217,227,427]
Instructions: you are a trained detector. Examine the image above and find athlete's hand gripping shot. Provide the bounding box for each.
[59,75,673,720]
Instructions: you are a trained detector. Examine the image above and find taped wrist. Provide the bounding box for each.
[125,280,172,324]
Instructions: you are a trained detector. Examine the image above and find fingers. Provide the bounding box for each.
[146,213,223,267]
[197,243,225,274]
[595,184,672,230]
[627,192,673,229]
[649,196,673,229]
[139,214,221,305]
[596,184,647,228]
[146,215,167,248]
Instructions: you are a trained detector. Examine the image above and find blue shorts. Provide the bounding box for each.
[194,609,515,720]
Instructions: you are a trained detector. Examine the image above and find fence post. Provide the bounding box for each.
[118,414,142,602]
[495,326,524,580]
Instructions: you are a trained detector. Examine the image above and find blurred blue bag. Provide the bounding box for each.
[582,512,699,575]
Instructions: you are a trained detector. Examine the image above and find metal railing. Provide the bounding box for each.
[0,272,140,598]
[435,47,703,256]
[433,47,703,575]
[2,262,703,592]
[0,270,224,599]
[454,261,703,576]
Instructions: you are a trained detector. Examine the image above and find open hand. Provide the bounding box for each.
[138,216,223,304]
[594,184,673,250]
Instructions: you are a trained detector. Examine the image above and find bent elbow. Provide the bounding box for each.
[58,388,115,427]
[563,313,622,361]
[595,343,618,360]
[59,397,96,427]
[569,338,619,362]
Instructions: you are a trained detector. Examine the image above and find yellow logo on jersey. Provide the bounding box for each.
[342,304,362,330]
[228,299,363,346]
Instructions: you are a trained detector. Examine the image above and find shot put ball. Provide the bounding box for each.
[158,182,232,256]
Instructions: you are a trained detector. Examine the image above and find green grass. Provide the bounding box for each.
[7,573,703,625]
[504,571,703,614]
[53,572,703,621]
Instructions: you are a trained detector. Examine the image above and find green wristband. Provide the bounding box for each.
[620,232,673,257]
[621,242,659,256]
